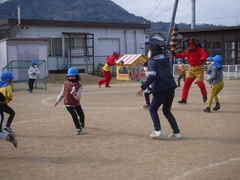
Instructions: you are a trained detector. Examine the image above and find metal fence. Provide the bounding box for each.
[2,60,47,91]
[172,64,240,80]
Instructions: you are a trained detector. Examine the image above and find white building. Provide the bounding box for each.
[0,19,151,76]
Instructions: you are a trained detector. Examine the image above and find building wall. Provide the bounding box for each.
[179,28,240,65]
[15,25,148,72]
[0,40,8,74]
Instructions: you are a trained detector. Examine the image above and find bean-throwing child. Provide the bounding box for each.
[203,55,224,112]
[0,72,16,134]
[0,92,18,148]
[28,60,40,93]
[54,67,85,135]
[176,58,186,87]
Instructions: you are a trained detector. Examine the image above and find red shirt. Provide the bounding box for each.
[175,47,208,66]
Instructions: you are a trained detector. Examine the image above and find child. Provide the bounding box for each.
[0,92,18,148]
[205,56,214,86]
[176,58,186,87]
[203,55,224,112]
[28,60,40,93]
[0,72,16,134]
[142,61,152,110]
[54,67,85,135]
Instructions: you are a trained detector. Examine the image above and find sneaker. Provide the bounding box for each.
[178,99,187,104]
[150,130,162,138]
[8,132,18,148]
[143,104,150,110]
[76,129,83,135]
[203,96,208,103]
[203,107,210,113]
[4,126,13,133]
[168,133,182,139]
[213,103,220,111]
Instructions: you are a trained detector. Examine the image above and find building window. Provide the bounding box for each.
[213,42,221,49]
[64,38,86,57]
[52,38,62,56]
[64,38,74,57]
[207,42,211,49]
[224,41,235,64]
[237,41,240,64]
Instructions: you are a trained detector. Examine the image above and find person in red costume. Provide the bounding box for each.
[98,51,121,88]
[174,37,208,104]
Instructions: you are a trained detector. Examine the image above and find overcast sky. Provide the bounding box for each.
[111,0,240,26]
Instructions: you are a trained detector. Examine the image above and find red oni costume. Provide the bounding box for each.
[175,37,208,103]
[98,51,120,87]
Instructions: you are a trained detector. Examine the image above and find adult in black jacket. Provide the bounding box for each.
[136,44,181,139]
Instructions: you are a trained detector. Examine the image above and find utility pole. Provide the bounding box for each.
[191,0,196,29]
[166,0,179,45]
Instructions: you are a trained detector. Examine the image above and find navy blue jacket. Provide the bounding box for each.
[141,54,177,95]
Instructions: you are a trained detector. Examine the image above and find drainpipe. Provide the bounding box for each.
[17,5,21,25]
[124,30,127,54]
[134,31,137,54]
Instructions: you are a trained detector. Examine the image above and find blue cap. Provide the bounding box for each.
[213,55,223,68]
[32,60,38,65]
[67,67,78,76]
[206,57,213,62]
[1,72,15,81]
[177,58,184,63]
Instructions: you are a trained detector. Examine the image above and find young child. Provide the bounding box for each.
[205,56,214,86]
[54,67,85,135]
[0,92,18,148]
[28,60,40,93]
[176,58,186,87]
[142,61,152,110]
[203,55,224,112]
[0,72,16,134]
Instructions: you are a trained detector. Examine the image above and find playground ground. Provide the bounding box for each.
[0,73,240,180]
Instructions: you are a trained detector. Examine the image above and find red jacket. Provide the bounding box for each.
[175,47,208,66]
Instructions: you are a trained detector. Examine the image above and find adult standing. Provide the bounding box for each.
[136,43,181,139]
[174,37,208,104]
[98,51,120,88]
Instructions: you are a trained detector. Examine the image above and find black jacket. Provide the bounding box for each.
[141,54,176,95]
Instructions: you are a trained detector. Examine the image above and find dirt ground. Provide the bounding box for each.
[0,73,240,180]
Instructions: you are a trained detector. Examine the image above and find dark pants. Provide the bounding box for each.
[177,74,186,86]
[0,110,3,132]
[149,89,180,134]
[66,105,85,129]
[0,103,15,127]
[144,87,152,105]
[28,78,36,91]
